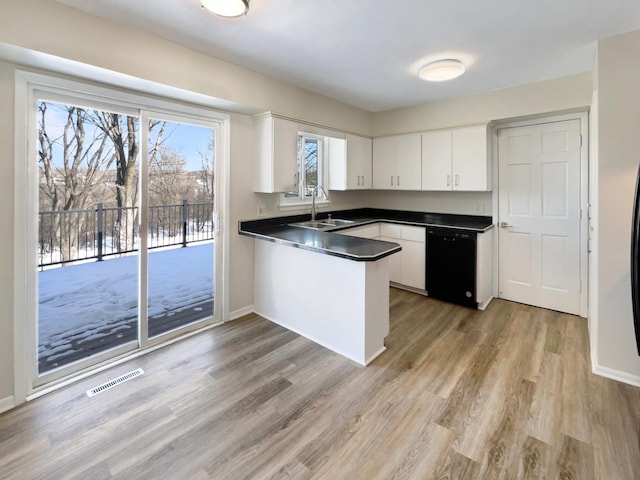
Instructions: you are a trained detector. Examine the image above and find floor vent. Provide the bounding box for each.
[86,368,144,397]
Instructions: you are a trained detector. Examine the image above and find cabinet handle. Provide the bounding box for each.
[455,174,459,186]
[447,174,451,186]
[361,175,365,187]
[397,176,400,186]
[391,175,394,186]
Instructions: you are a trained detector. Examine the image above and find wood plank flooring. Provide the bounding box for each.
[2,289,640,479]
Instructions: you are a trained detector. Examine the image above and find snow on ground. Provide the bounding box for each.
[38,243,214,359]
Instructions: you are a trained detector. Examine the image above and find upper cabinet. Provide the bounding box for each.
[421,125,491,191]
[372,133,421,190]
[253,115,299,193]
[328,134,372,190]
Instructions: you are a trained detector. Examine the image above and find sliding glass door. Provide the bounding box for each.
[34,94,220,386]
[143,114,216,339]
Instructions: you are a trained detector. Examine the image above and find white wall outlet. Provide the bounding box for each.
[257,204,267,217]
[474,203,485,213]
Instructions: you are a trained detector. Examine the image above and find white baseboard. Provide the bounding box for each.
[229,305,254,321]
[478,296,494,311]
[592,364,640,388]
[0,395,15,414]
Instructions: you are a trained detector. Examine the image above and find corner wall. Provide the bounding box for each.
[0,60,15,404]
[594,29,640,384]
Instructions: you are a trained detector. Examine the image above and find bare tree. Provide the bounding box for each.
[93,113,141,253]
[196,132,215,204]
[38,102,112,262]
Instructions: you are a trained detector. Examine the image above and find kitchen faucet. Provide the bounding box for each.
[310,185,329,221]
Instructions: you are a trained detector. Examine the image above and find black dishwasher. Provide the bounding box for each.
[426,228,477,308]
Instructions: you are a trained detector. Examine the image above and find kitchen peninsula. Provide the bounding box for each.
[240,209,493,366]
[241,214,401,366]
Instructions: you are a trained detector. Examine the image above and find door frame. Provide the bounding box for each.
[13,70,231,403]
[492,111,589,318]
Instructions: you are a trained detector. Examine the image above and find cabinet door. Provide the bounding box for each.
[452,125,489,191]
[272,117,300,193]
[346,134,372,189]
[421,130,452,191]
[372,137,395,189]
[401,240,426,290]
[394,134,422,190]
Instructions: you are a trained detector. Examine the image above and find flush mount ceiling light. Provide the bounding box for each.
[419,59,466,82]
[201,0,249,17]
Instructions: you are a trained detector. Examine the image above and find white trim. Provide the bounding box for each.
[592,364,640,388]
[14,69,231,404]
[587,90,599,374]
[229,305,254,321]
[13,70,31,407]
[0,396,15,414]
[219,113,231,323]
[493,110,589,318]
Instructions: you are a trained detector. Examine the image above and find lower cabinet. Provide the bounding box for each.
[338,224,380,239]
[379,223,426,291]
[337,221,492,309]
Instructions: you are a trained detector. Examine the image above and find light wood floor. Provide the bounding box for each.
[1,289,640,479]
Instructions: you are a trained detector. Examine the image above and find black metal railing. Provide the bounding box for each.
[38,201,214,267]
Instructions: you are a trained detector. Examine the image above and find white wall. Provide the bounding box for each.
[369,73,592,216]
[0,0,372,407]
[593,30,640,383]
[0,60,15,402]
[0,0,630,406]
[365,191,492,216]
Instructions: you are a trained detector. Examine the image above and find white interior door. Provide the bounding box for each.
[498,119,582,315]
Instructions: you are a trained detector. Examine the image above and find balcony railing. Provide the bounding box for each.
[38,201,214,267]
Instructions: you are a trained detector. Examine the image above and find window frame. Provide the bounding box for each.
[279,132,329,209]
[14,69,231,402]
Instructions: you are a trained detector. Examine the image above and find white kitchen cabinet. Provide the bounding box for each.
[379,223,426,291]
[253,115,299,193]
[328,134,372,190]
[421,125,491,191]
[372,134,421,190]
[421,129,453,191]
[476,228,493,310]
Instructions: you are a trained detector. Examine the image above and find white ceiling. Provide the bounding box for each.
[56,0,640,112]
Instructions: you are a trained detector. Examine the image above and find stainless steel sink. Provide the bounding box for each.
[291,220,332,229]
[322,219,354,226]
[290,218,355,230]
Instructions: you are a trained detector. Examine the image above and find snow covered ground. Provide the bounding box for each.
[38,243,214,366]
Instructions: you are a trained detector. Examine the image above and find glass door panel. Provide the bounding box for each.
[146,118,216,338]
[37,101,140,375]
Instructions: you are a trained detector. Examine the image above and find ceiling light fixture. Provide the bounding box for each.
[201,0,249,18]
[418,59,466,82]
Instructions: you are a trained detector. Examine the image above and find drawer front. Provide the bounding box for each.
[401,225,426,242]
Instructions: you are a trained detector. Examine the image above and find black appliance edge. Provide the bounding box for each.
[631,163,640,355]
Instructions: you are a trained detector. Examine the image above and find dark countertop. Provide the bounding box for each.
[239,208,493,262]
